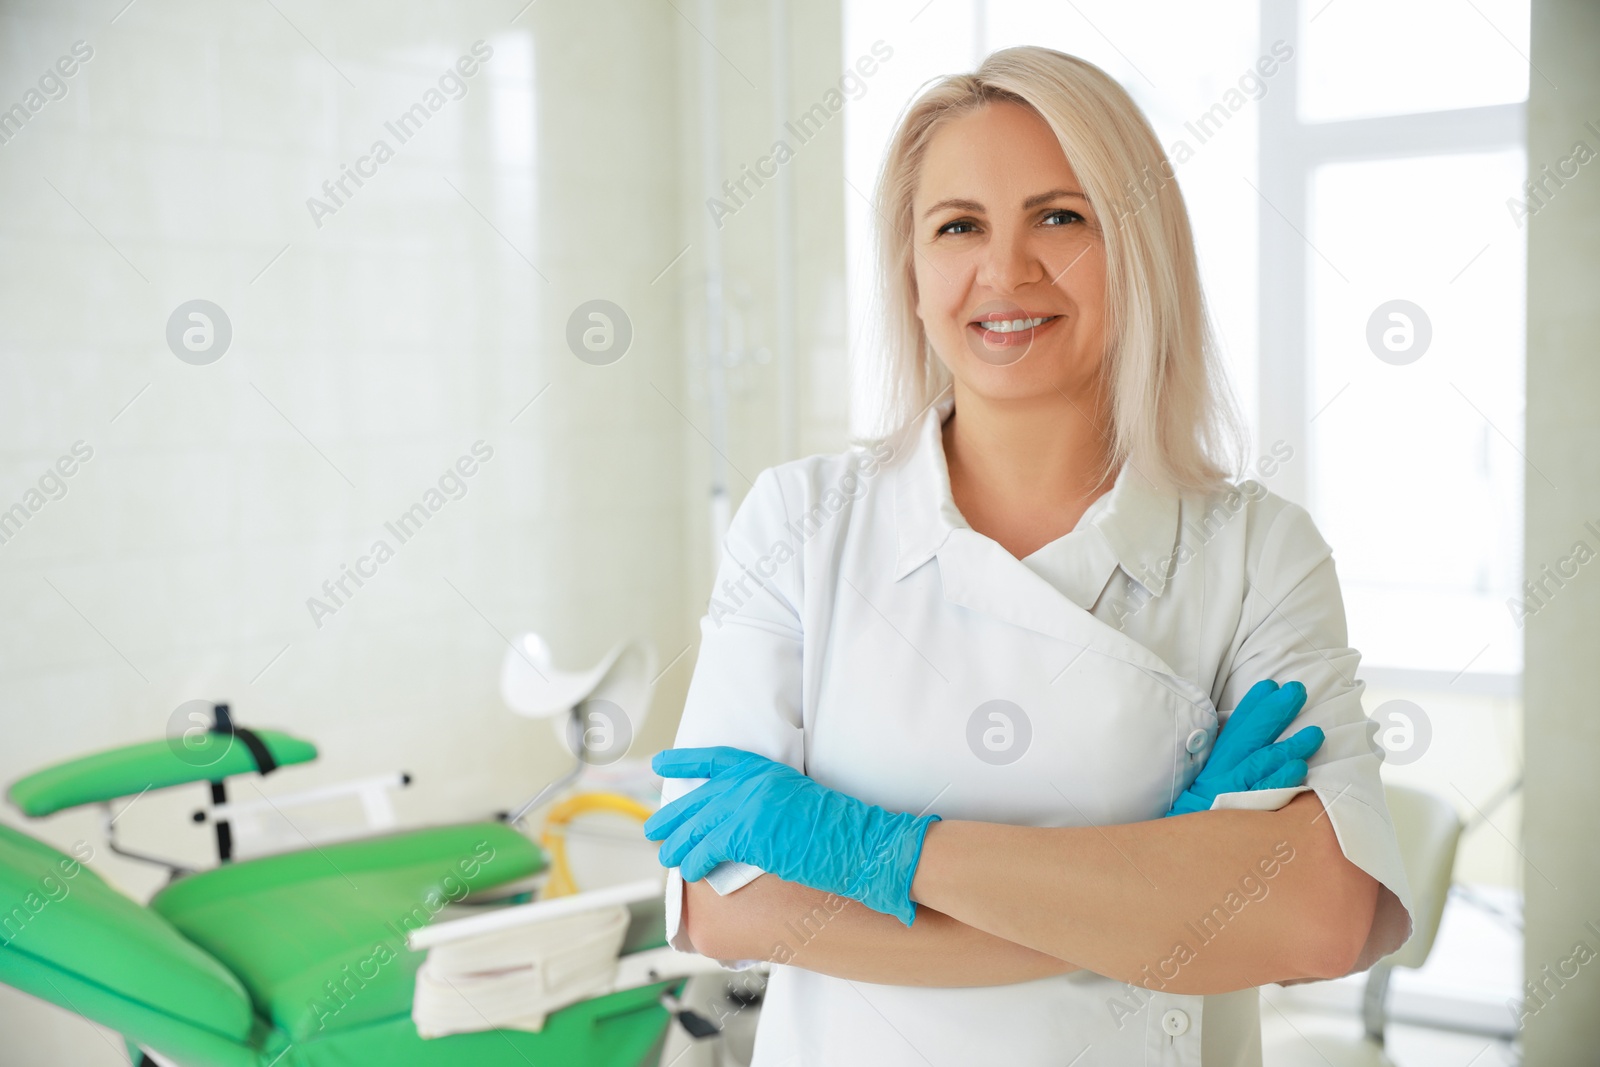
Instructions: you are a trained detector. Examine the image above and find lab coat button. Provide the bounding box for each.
[1161,1008,1190,1036]
[1184,729,1208,754]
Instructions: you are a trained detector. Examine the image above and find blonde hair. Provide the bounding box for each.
[856,45,1247,497]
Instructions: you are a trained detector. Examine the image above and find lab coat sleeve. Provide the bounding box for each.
[1208,494,1415,980]
[659,465,807,970]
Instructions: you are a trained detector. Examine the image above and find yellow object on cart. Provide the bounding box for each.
[538,791,656,899]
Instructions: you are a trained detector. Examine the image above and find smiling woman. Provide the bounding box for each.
[865,51,1247,501]
[651,44,1414,1067]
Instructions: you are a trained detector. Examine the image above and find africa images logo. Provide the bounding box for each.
[305,41,494,229]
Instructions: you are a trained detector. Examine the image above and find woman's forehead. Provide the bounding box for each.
[915,105,1084,208]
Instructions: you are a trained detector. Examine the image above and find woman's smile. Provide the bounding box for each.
[967,313,1062,348]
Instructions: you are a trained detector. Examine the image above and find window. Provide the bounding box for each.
[1265,0,1528,691]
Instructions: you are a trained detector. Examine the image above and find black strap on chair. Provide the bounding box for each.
[209,703,279,776]
[205,703,279,864]
[231,726,279,776]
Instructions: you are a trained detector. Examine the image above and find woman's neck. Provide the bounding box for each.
[941,382,1118,558]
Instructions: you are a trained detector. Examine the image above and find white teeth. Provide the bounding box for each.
[976,315,1053,333]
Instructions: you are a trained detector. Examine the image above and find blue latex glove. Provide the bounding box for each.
[1165,679,1325,817]
[643,746,940,926]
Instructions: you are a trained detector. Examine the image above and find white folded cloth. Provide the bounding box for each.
[412,902,631,1037]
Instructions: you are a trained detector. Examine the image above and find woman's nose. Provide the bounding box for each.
[976,229,1046,293]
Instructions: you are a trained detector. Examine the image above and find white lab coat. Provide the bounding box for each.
[660,393,1414,1066]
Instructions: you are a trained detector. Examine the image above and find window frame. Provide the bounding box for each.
[1256,0,1526,699]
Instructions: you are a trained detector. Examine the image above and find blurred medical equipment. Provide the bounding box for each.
[1261,782,1464,1066]
[0,818,706,1066]
[0,633,744,1066]
[499,633,657,829]
[8,701,414,878]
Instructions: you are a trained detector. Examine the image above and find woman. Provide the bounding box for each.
[645,46,1414,1066]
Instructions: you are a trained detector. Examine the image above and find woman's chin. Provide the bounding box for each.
[951,370,1071,406]
[940,350,1095,401]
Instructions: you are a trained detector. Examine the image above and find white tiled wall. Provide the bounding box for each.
[2,0,855,1055]
[0,0,806,1060]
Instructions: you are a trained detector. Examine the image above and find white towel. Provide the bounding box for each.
[412,902,630,1037]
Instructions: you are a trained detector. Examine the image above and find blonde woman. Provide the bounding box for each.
[645,46,1414,1066]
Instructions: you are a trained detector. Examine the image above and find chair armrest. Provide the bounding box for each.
[407,875,664,951]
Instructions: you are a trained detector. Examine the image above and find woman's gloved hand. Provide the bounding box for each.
[644,746,940,926]
[1165,679,1325,817]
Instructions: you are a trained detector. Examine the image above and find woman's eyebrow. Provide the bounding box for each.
[921,188,1089,218]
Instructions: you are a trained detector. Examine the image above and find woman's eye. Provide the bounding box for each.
[936,211,1083,237]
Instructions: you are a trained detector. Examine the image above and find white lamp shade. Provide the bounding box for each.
[499,633,658,737]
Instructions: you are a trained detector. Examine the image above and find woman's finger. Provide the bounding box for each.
[1254,758,1309,791]
[1231,724,1322,788]
[1209,684,1286,767]
[1212,681,1305,770]
[1279,725,1325,761]
[1208,681,1278,773]
[642,777,729,841]
[680,823,741,883]
[1226,741,1291,790]
[652,745,768,780]
[658,801,727,869]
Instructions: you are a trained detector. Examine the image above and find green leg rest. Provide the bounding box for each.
[275,979,682,1067]
[9,940,681,1067]
[0,946,265,1067]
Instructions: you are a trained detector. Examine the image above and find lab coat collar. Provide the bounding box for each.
[890,392,1182,600]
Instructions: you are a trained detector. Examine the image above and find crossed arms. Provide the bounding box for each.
[681,790,1379,995]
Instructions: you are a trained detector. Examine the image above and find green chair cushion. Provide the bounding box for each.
[2,820,676,1067]
[0,822,255,1043]
[149,823,543,1042]
[7,731,318,817]
[278,978,677,1067]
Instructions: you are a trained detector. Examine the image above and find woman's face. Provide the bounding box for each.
[911,100,1108,405]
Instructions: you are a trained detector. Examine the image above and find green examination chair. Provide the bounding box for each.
[7,704,401,877]
[0,820,685,1067]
